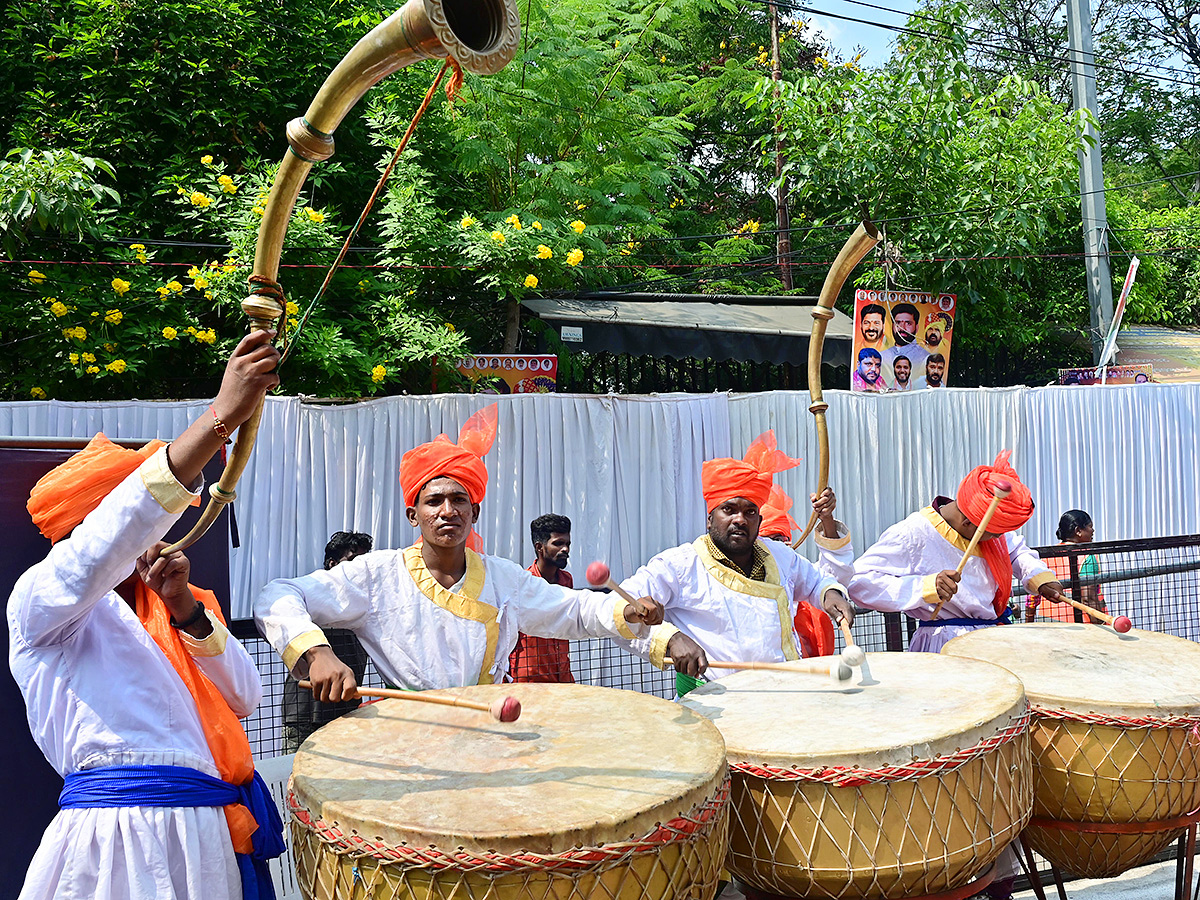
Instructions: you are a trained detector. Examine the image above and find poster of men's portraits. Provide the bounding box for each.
[851,289,957,392]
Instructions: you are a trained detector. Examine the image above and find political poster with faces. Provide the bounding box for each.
[455,354,558,393]
[851,289,957,392]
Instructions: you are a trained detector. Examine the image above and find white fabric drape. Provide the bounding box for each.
[4,382,1198,619]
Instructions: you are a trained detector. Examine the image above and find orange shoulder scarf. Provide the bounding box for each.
[133,582,258,853]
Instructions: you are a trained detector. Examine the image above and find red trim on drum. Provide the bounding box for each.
[1027,807,1200,835]
[1033,707,1200,730]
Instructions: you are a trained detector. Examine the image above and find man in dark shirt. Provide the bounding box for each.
[507,514,576,683]
[280,531,373,752]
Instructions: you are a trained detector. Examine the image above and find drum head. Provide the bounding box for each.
[290,683,727,855]
[943,623,1200,718]
[679,653,1026,768]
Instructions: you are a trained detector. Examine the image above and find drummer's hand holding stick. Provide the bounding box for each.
[665,632,709,677]
[1041,582,1132,633]
[301,646,522,721]
[929,479,1011,621]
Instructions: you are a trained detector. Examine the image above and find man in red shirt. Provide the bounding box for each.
[508,514,576,683]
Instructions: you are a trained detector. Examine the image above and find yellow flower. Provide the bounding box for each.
[30,387,47,399]
[204,291,214,300]
[738,219,761,235]
[196,329,217,344]
[660,54,666,62]
[193,275,210,290]
[190,191,213,208]
[86,365,100,374]
[82,352,96,363]
[505,214,522,230]
[156,286,170,297]
[162,326,178,340]
[111,277,131,295]
[105,309,123,324]
[130,243,145,251]
[252,206,265,216]
[536,244,553,259]
[566,248,584,267]
[461,215,476,229]
[103,342,117,352]
[201,154,214,165]
[218,174,237,194]
[186,327,197,335]
[187,266,201,278]
[490,231,506,243]
[106,359,127,373]
[524,274,539,288]
[575,201,587,210]
[286,301,300,316]
[371,364,387,383]
[614,40,620,48]
[167,280,183,293]
[50,301,69,317]
[288,318,299,330]
[720,40,726,49]
[135,250,148,263]
[63,326,87,341]
[176,186,188,195]
[531,221,543,231]
[358,280,370,292]
[570,220,586,234]
[28,270,46,285]
[445,322,456,332]
[304,207,325,224]
[69,353,80,364]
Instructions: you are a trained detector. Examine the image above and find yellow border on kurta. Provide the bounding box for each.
[693,538,798,661]
[920,506,975,553]
[403,545,498,684]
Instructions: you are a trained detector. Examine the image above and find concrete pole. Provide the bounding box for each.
[1066,0,1114,362]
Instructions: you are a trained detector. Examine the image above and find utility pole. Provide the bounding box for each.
[1066,0,1114,363]
[770,0,793,290]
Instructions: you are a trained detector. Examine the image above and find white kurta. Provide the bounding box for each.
[814,520,855,587]
[8,447,263,900]
[848,506,1056,653]
[616,537,846,677]
[255,546,643,687]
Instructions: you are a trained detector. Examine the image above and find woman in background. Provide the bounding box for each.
[1026,510,1106,623]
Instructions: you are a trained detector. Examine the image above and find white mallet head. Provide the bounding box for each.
[841,645,866,667]
[829,661,853,685]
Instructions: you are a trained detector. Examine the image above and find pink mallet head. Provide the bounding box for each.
[1114,616,1133,634]
[490,696,522,722]
[586,561,611,587]
[991,477,1013,498]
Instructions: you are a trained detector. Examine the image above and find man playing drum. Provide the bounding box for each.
[614,431,855,696]
[255,405,700,701]
[9,332,285,900]
[848,450,1065,653]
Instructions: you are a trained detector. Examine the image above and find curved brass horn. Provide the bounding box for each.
[792,220,879,548]
[162,0,522,555]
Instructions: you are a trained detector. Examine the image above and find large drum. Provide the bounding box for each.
[288,683,730,900]
[944,624,1200,878]
[679,653,1032,899]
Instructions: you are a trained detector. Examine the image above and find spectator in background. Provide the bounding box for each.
[1026,510,1106,623]
[281,531,373,752]
[508,514,576,683]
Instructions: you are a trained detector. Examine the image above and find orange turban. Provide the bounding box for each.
[956,449,1035,615]
[400,405,498,507]
[702,430,801,513]
[956,449,1035,535]
[27,433,167,543]
[759,485,800,540]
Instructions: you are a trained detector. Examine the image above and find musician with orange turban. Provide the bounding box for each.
[9,331,285,900]
[255,405,697,701]
[614,431,854,697]
[848,450,1064,653]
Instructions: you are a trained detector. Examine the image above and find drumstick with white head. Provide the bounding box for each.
[836,615,866,667]
[663,657,855,686]
[1045,591,1133,633]
[299,681,522,722]
[929,478,1012,622]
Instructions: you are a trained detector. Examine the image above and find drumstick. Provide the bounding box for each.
[929,479,1012,621]
[836,615,867,666]
[1046,592,1133,633]
[298,681,522,722]
[663,657,854,683]
[585,561,640,606]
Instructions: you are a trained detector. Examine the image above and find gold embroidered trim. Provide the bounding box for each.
[403,546,498,685]
[693,538,798,661]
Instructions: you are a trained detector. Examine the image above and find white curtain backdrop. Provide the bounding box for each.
[3,382,1197,619]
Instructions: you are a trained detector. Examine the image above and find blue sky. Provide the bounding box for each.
[794,0,919,65]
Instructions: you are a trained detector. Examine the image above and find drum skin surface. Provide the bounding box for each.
[680,653,1032,899]
[288,683,730,900]
[944,624,1200,878]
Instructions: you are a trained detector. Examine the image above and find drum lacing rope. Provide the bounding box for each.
[1033,706,1200,730]
[730,707,1030,787]
[288,775,729,873]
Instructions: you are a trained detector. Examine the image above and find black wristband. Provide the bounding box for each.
[169,601,208,630]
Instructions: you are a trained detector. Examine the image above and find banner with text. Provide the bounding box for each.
[851,289,957,392]
[456,355,558,393]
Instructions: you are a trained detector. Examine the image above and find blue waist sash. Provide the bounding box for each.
[60,764,285,900]
[919,607,1014,628]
